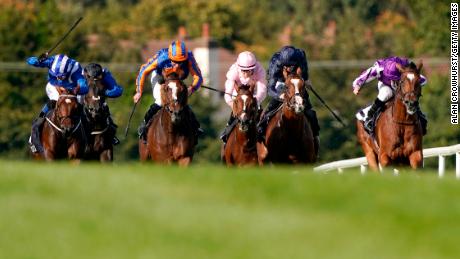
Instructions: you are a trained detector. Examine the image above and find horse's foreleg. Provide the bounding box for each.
[409,150,423,169]
[256,142,268,166]
[178,157,191,166]
[100,149,113,162]
[139,140,149,161]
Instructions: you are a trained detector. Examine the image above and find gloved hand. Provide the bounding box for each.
[38,52,49,63]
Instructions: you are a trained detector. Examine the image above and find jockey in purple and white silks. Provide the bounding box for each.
[26,54,89,153]
[220,51,267,142]
[352,56,428,134]
[256,46,320,155]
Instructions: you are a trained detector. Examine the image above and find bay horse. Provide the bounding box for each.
[257,67,316,164]
[83,78,114,162]
[34,87,85,161]
[357,62,424,170]
[222,82,259,166]
[139,74,196,165]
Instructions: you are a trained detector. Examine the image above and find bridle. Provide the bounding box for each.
[46,94,82,135]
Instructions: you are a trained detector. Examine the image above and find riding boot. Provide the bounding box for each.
[29,101,56,153]
[417,108,428,136]
[29,112,46,153]
[138,103,161,141]
[314,136,320,158]
[220,115,237,143]
[304,109,320,157]
[187,105,204,137]
[107,116,120,145]
[104,105,120,145]
[257,99,282,142]
[364,98,385,133]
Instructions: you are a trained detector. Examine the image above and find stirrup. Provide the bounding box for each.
[113,136,120,145]
[364,120,373,133]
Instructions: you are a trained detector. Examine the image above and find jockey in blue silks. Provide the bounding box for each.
[352,56,428,134]
[83,63,124,145]
[26,54,89,153]
[257,46,320,155]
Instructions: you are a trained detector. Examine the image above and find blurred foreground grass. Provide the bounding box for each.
[0,161,459,259]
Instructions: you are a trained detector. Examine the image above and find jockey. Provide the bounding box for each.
[257,46,320,154]
[26,53,88,153]
[83,63,123,144]
[220,51,267,143]
[133,40,203,141]
[352,56,427,134]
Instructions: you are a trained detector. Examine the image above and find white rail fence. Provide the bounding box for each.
[314,144,460,178]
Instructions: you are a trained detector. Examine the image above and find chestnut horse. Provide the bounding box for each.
[139,75,196,165]
[83,78,114,162]
[34,87,85,161]
[357,62,424,170]
[257,67,316,164]
[222,82,259,166]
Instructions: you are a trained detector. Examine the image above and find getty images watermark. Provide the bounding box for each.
[452,3,459,124]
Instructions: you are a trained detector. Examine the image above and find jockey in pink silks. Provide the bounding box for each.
[352,56,427,134]
[220,51,267,143]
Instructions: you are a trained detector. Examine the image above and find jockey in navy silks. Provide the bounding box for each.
[257,46,320,155]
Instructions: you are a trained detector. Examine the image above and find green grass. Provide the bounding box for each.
[0,161,459,259]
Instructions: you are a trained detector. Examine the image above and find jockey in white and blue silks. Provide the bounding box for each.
[26,54,88,153]
[257,46,320,155]
[352,56,428,134]
[27,54,88,116]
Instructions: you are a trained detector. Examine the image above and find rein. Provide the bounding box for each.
[46,117,82,134]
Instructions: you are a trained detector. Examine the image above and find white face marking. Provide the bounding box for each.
[168,81,178,101]
[407,73,415,82]
[65,98,72,104]
[241,95,248,111]
[291,79,300,93]
[92,96,100,101]
[291,79,303,105]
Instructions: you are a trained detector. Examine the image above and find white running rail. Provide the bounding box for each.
[314,144,460,178]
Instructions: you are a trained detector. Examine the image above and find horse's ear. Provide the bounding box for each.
[417,60,423,73]
[296,66,302,77]
[56,87,66,95]
[396,63,404,73]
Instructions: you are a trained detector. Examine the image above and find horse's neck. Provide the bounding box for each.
[392,98,417,124]
[281,104,304,125]
[234,124,257,147]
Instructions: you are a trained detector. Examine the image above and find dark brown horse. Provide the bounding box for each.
[139,75,196,165]
[222,82,259,166]
[83,78,114,162]
[34,87,85,161]
[257,67,316,164]
[357,62,424,170]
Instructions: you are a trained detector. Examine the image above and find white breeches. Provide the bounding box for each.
[150,72,162,106]
[376,82,394,102]
[46,82,83,103]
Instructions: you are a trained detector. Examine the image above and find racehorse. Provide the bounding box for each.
[139,73,196,165]
[257,67,316,164]
[357,62,424,170]
[83,78,114,162]
[222,82,259,166]
[34,87,85,161]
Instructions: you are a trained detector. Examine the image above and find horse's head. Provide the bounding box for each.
[55,87,81,135]
[84,77,106,120]
[232,82,258,132]
[161,73,188,124]
[396,61,423,115]
[283,66,306,114]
